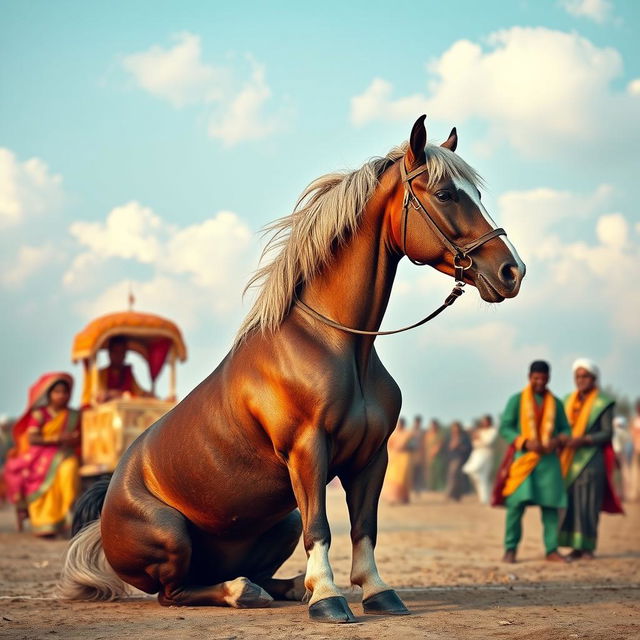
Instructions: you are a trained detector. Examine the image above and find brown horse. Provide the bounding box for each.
[60,116,524,624]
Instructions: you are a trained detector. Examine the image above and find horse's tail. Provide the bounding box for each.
[58,479,129,601]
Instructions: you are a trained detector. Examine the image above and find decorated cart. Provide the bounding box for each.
[72,311,187,478]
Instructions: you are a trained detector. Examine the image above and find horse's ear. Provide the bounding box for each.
[441,127,458,152]
[407,114,427,168]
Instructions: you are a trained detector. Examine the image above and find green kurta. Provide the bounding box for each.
[499,392,571,509]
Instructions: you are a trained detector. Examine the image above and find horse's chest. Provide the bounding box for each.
[330,397,392,469]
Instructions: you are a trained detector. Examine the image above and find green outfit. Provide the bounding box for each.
[499,391,571,553]
[558,394,614,551]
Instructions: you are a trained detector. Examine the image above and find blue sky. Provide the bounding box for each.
[1,0,639,422]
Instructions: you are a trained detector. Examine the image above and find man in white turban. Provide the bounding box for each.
[571,358,599,382]
[558,358,623,559]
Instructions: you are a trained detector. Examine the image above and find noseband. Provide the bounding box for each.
[295,159,507,336]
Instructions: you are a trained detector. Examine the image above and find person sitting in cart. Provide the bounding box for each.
[97,336,153,402]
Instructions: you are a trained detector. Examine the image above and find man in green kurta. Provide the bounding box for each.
[496,361,571,563]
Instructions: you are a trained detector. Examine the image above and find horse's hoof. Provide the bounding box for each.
[308,596,356,624]
[225,577,273,608]
[362,589,409,615]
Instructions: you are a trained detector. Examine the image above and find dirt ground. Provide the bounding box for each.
[0,489,638,640]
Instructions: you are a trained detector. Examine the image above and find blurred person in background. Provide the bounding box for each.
[410,414,427,495]
[383,417,414,505]
[444,421,472,502]
[3,373,81,537]
[95,336,152,403]
[631,400,640,501]
[0,415,14,504]
[425,419,446,491]
[559,359,623,559]
[612,416,631,501]
[463,414,498,504]
[493,361,571,564]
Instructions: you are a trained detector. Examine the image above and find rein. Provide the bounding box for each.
[295,159,507,337]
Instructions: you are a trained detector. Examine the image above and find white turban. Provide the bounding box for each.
[572,358,599,380]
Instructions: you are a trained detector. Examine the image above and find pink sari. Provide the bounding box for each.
[4,407,79,506]
[3,372,76,508]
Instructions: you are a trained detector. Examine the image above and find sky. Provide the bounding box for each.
[1,0,639,423]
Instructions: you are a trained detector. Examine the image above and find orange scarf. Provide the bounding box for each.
[503,386,556,497]
[559,388,597,477]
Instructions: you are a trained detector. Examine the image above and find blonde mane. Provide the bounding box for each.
[234,142,482,346]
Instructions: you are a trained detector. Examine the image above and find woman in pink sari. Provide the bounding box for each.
[4,373,81,536]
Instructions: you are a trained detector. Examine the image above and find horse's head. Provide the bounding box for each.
[390,115,525,302]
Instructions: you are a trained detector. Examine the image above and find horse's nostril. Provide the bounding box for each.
[500,263,519,288]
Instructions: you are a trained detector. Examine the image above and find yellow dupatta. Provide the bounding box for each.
[559,388,598,478]
[503,386,556,497]
[38,409,69,440]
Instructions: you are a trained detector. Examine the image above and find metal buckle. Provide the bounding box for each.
[454,254,473,270]
[454,253,472,283]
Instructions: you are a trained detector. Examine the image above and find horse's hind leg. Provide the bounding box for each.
[242,509,305,601]
[102,493,272,608]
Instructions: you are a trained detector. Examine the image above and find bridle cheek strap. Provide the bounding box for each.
[294,159,508,337]
[399,159,506,274]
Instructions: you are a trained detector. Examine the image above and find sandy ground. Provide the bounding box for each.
[0,489,638,640]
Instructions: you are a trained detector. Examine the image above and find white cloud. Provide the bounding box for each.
[497,186,639,337]
[497,184,613,262]
[596,212,628,248]
[66,203,257,324]
[68,201,164,264]
[208,62,283,145]
[628,79,640,96]
[560,0,613,23]
[350,78,429,127]
[62,252,108,292]
[122,32,225,107]
[0,148,64,228]
[165,211,252,292]
[350,28,639,159]
[122,33,287,145]
[1,245,56,287]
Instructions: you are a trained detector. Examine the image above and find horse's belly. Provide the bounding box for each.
[178,473,298,537]
[136,434,297,537]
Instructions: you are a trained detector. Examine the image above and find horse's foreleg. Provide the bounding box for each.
[341,449,409,616]
[287,430,355,624]
[244,510,305,601]
[158,577,273,608]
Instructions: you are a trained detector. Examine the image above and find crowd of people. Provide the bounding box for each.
[383,357,639,563]
[383,414,498,506]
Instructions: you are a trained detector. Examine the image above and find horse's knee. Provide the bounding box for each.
[103,499,191,596]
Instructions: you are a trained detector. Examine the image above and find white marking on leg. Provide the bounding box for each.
[350,537,390,599]
[305,542,341,604]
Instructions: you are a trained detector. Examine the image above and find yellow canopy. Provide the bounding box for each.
[72,311,187,366]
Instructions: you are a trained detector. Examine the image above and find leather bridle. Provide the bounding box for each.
[295,159,507,336]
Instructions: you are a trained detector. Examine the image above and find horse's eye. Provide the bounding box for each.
[435,190,452,202]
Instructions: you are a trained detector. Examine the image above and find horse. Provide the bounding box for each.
[60,115,525,624]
